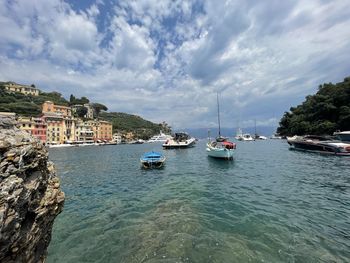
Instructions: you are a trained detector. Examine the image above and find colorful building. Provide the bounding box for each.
[42,101,72,117]
[42,101,76,144]
[17,116,47,144]
[3,82,40,96]
[75,120,94,143]
[94,120,113,141]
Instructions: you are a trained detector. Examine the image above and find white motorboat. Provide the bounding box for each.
[147,131,173,143]
[240,134,255,141]
[255,135,267,140]
[162,132,196,149]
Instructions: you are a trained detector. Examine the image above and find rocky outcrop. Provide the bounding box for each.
[0,115,65,263]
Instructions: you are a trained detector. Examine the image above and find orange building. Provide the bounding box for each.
[95,120,113,141]
[42,101,72,117]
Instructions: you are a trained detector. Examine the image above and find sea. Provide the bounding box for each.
[46,139,350,263]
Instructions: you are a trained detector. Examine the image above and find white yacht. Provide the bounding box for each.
[162,132,196,149]
[147,131,173,143]
[240,134,255,141]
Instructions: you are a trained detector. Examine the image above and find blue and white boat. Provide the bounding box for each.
[140,151,166,169]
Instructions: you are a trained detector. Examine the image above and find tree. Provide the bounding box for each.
[277,76,350,136]
[69,94,76,103]
[76,106,88,118]
[92,103,108,118]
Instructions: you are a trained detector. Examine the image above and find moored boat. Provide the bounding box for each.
[287,134,350,156]
[206,93,236,160]
[162,132,196,149]
[140,151,166,169]
[207,140,236,159]
[147,131,172,143]
[240,133,254,141]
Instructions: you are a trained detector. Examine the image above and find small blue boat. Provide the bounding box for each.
[140,151,166,169]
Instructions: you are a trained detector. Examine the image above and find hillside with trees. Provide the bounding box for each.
[100,112,171,139]
[0,83,170,137]
[277,77,350,136]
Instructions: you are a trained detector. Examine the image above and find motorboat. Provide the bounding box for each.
[140,151,166,169]
[254,134,267,140]
[240,134,255,141]
[287,133,350,156]
[162,132,196,149]
[147,131,173,143]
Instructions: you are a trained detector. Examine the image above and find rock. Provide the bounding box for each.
[0,116,65,263]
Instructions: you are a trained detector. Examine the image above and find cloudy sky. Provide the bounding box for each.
[1,0,349,129]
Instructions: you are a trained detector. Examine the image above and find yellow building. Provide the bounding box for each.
[43,114,65,144]
[42,101,76,144]
[3,82,40,96]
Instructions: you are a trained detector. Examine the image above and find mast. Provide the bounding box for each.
[217,92,221,137]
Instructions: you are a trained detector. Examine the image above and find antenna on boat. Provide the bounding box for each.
[217,92,221,137]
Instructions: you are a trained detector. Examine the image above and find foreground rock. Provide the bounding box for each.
[0,115,65,263]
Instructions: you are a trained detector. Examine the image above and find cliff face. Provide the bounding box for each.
[0,115,65,263]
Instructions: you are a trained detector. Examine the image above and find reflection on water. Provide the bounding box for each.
[47,140,350,262]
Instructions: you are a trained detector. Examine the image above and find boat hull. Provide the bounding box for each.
[162,138,196,149]
[140,152,166,169]
[287,139,350,156]
[140,159,165,169]
[206,143,234,160]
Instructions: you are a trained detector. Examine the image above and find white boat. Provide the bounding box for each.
[255,135,267,140]
[147,131,173,143]
[241,134,254,141]
[206,93,236,159]
[162,132,196,149]
[235,128,243,140]
[207,140,236,159]
[270,134,283,139]
[334,131,350,142]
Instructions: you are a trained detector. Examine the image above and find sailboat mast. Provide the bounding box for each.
[217,92,221,137]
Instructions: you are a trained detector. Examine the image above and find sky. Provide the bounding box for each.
[0,0,350,130]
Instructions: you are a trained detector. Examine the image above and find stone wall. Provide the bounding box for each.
[0,115,65,263]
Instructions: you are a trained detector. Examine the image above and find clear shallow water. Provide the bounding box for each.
[47,140,350,263]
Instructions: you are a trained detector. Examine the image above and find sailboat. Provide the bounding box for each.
[206,93,236,160]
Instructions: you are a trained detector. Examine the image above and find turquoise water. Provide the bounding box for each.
[47,140,350,262]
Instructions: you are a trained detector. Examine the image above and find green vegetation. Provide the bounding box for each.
[0,85,69,116]
[100,112,171,139]
[277,77,350,136]
[69,94,89,105]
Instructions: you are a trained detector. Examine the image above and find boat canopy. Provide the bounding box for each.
[222,141,236,149]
